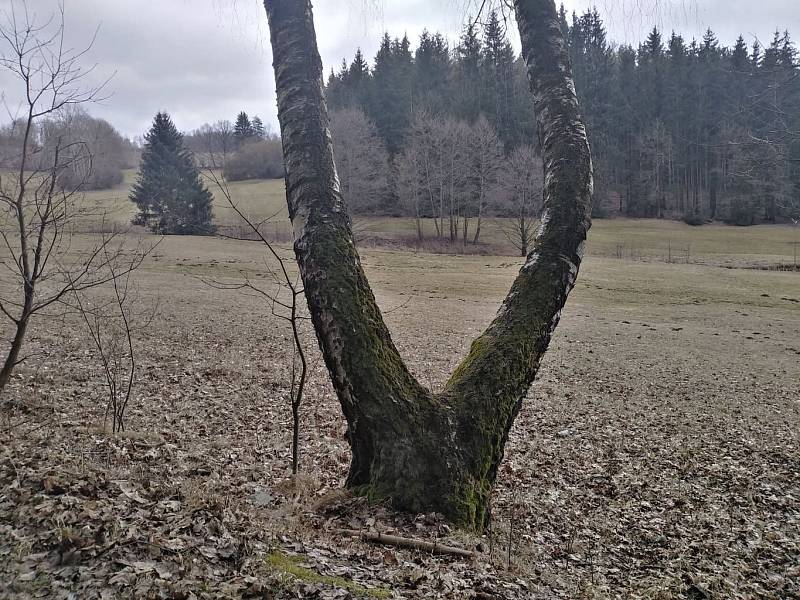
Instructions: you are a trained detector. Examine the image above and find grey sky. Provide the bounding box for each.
[1,0,797,138]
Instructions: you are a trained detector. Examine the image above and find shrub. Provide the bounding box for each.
[683,212,704,226]
[58,162,124,191]
[223,139,284,181]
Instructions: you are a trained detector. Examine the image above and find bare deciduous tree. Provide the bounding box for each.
[466,116,504,244]
[0,1,147,394]
[71,237,156,433]
[404,114,448,238]
[397,144,425,241]
[185,120,236,168]
[329,108,389,215]
[202,166,309,475]
[501,144,543,256]
[401,112,509,247]
[39,106,128,191]
[403,114,473,243]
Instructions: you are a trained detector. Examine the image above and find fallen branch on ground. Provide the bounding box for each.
[338,529,477,559]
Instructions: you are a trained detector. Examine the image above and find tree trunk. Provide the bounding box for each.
[519,215,529,257]
[0,276,34,393]
[472,216,482,245]
[263,0,592,529]
[0,316,29,392]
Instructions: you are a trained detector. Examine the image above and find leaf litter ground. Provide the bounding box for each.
[1,236,799,598]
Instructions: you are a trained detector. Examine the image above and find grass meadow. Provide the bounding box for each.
[85,170,800,266]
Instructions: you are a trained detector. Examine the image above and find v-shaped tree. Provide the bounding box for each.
[263,0,593,530]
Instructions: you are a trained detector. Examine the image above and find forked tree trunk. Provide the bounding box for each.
[263,0,592,529]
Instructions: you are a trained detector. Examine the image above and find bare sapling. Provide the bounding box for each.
[70,234,157,433]
[201,166,308,475]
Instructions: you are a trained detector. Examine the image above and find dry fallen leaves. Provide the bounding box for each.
[1,248,799,598]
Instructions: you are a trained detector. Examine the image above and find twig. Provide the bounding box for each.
[338,529,476,559]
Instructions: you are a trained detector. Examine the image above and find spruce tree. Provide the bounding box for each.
[368,34,413,154]
[348,49,370,106]
[414,30,451,113]
[326,62,349,109]
[569,9,614,204]
[731,36,750,71]
[751,40,762,67]
[480,10,516,146]
[252,116,266,138]
[130,112,215,235]
[234,111,254,143]
[454,22,482,122]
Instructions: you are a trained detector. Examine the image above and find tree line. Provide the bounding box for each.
[0,106,139,191]
[326,11,543,245]
[325,7,800,226]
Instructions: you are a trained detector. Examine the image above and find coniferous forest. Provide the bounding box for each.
[326,7,800,226]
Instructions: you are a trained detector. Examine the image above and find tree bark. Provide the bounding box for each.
[0,318,29,391]
[263,0,592,530]
[0,278,34,393]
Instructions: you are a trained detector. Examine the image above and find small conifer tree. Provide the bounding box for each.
[234,111,254,144]
[130,112,215,235]
[252,115,266,138]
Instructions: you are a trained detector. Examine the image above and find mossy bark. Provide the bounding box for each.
[263,0,592,530]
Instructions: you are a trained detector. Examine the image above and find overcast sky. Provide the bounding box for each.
[1,0,797,138]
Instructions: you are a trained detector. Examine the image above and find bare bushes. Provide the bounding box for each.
[222,139,284,181]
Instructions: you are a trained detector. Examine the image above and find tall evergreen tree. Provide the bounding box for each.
[130,112,215,235]
[569,9,614,205]
[367,33,413,155]
[480,10,516,146]
[326,61,350,109]
[348,48,370,107]
[414,30,451,114]
[731,36,750,71]
[234,111,254,143]
[453,21,483,123]
[751,40,762,67]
